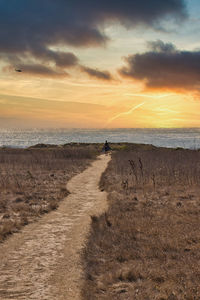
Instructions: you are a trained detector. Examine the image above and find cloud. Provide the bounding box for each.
[80,66,113,80]
[147,40,176,53]
[119,40,200,90]
[31,49,79,68]
[4,64,69,78]
[0,0,186,77]
[1,49,79,72]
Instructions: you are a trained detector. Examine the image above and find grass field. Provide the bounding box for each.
[0,144,99,242]
[82,145,200,299]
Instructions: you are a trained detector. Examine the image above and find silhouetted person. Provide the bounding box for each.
[103,140,111,153]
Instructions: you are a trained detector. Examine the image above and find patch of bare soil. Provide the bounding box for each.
[0,154,110,300]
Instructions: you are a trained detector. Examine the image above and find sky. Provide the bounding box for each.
[0,0,200,129]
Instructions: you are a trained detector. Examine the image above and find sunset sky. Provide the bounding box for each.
[0,0,200,128]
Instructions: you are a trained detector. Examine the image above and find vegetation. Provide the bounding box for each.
[82,145,200,299]
[0,144,98,242]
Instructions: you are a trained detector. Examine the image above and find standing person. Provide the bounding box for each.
[103,140,111,153]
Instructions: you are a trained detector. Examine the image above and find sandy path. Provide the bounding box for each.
[0,154,110,300]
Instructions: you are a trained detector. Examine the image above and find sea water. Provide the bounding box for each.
[0,128,200,149]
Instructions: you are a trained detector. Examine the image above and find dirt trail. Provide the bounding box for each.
[0,154,110,300]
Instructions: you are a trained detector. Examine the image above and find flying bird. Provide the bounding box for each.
[15,69,22,72]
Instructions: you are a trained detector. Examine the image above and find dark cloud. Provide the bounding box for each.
[0,0,186,49]
[0,0,186,77]
[1,49,79,67]
[119,40,200,90]
[30,49,79,68]
[5,64,68,77]
[81,66,112,80]
[147,40,177,53]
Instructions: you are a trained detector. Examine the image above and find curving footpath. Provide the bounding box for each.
[0,154,111,300]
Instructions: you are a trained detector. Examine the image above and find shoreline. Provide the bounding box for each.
[1,127,200,150]
[1,141,198,150]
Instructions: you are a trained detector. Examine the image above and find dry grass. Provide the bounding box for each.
[82,145,200,300]
[0,144,98,242]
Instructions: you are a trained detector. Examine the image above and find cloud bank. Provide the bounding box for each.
[15,64,69,77]
[119,40,200,90]
[0,0,186,78]
[80,66,112,81]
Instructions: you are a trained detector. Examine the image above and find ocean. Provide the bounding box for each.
[0,128,200,149]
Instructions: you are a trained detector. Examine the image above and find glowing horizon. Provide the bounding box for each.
[0,0,200,129]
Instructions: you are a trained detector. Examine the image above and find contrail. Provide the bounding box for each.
[124,93,174,98]
[106,102,146,126]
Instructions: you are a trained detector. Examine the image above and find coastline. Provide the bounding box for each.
[1,128,200,150]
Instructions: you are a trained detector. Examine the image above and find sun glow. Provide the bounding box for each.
[1,67,200,128]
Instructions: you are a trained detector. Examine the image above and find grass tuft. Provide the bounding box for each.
[0,144,97,242]
[82,145,200,299]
